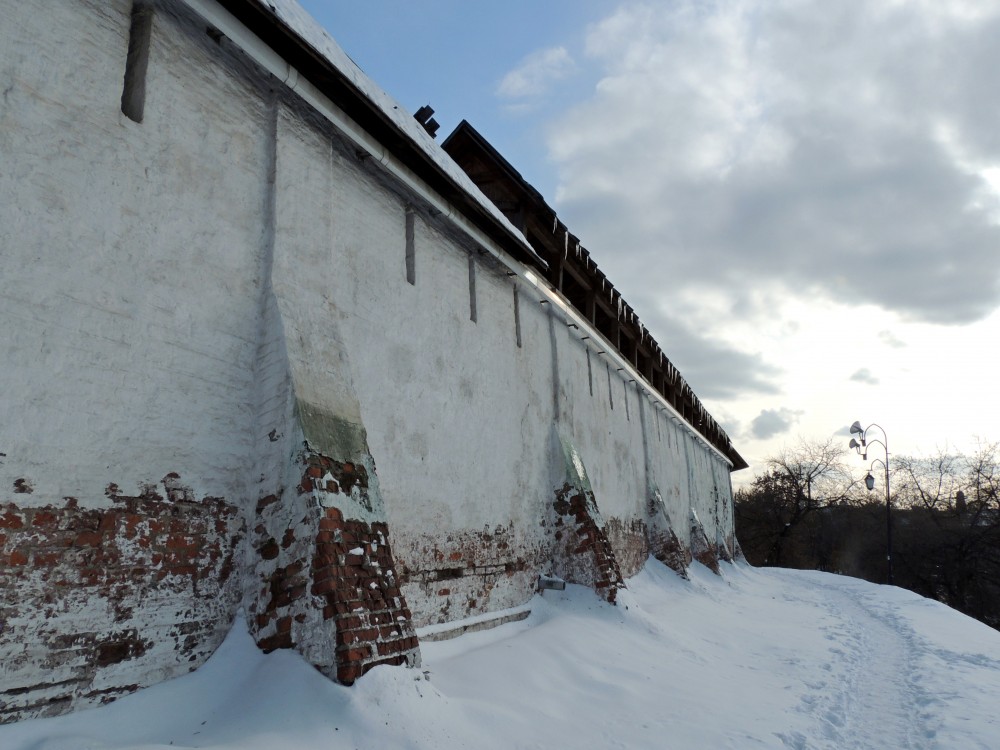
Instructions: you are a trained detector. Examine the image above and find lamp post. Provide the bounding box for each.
[848,420,893,585]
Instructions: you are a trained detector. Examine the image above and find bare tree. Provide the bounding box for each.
[891,443,1000,625]
[894,451,963,512]
[736,438,856,567]
[737,438,1000,630]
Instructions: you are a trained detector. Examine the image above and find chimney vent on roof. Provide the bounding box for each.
[414,104,440,138]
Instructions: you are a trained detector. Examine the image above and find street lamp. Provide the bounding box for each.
[849,420,893,585]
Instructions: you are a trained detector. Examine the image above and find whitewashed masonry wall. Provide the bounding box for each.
[0,0,738,723]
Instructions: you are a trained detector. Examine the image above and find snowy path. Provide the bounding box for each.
[765,570,932,749]
[2,562,1000,749]
[754,568,1000,750]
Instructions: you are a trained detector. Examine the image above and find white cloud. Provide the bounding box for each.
[548,0,1000,328]
[878,330,906,349]
[529,0,1000,473]
[750,408,804,440]
[849,368,880,385]
[497,47,576,100]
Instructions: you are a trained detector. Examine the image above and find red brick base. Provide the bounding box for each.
[689,514,721,574]
[249,450,419,684]
[649,525,693,576]
[551,484,625,603]
[0,478,244,722]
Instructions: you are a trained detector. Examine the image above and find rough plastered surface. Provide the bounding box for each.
[254,0,536,259]
[646,489,694,576]
[603,516,652,579]
[1,0,739,723]
[0,0,270,723]
[690,510,722,575]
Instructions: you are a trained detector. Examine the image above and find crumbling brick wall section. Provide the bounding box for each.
[649,525,694,577]
[732,536,746,563]
[249,488,315,656]
[392,526,546,628]
[249,448,419,685]
[0,477,244,723]
[646,488,693,577]
[550,483,625,604]
[712,486,736,565]
[603,517,650,579]
[717,533,735,564]
[689,510,721,574]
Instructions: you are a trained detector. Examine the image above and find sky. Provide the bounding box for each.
[4,562,1000,748]
[298,0,1000,479]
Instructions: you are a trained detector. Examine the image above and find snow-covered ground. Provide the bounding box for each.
[4,561,1000,749]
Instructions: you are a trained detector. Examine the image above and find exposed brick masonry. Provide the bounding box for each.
[648,525,694,577]
[393,525,544,627]
[551,483,625,604]
[250,489,313,655]
[0,478,244,722]
[312,507,417,683]
[689,512,721,574]
[250,451,419,685]
[303,453,419,683]
[645,491,694,577]
[603,517,650,579]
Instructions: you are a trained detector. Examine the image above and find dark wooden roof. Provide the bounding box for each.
[444,121,748,472]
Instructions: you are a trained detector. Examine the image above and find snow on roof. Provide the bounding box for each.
[249,0,537,261]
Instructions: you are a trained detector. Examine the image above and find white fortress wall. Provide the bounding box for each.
[0,0,271,505]
[282,118,560,623]
[0,0,739,722]
[0,0,284,720]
